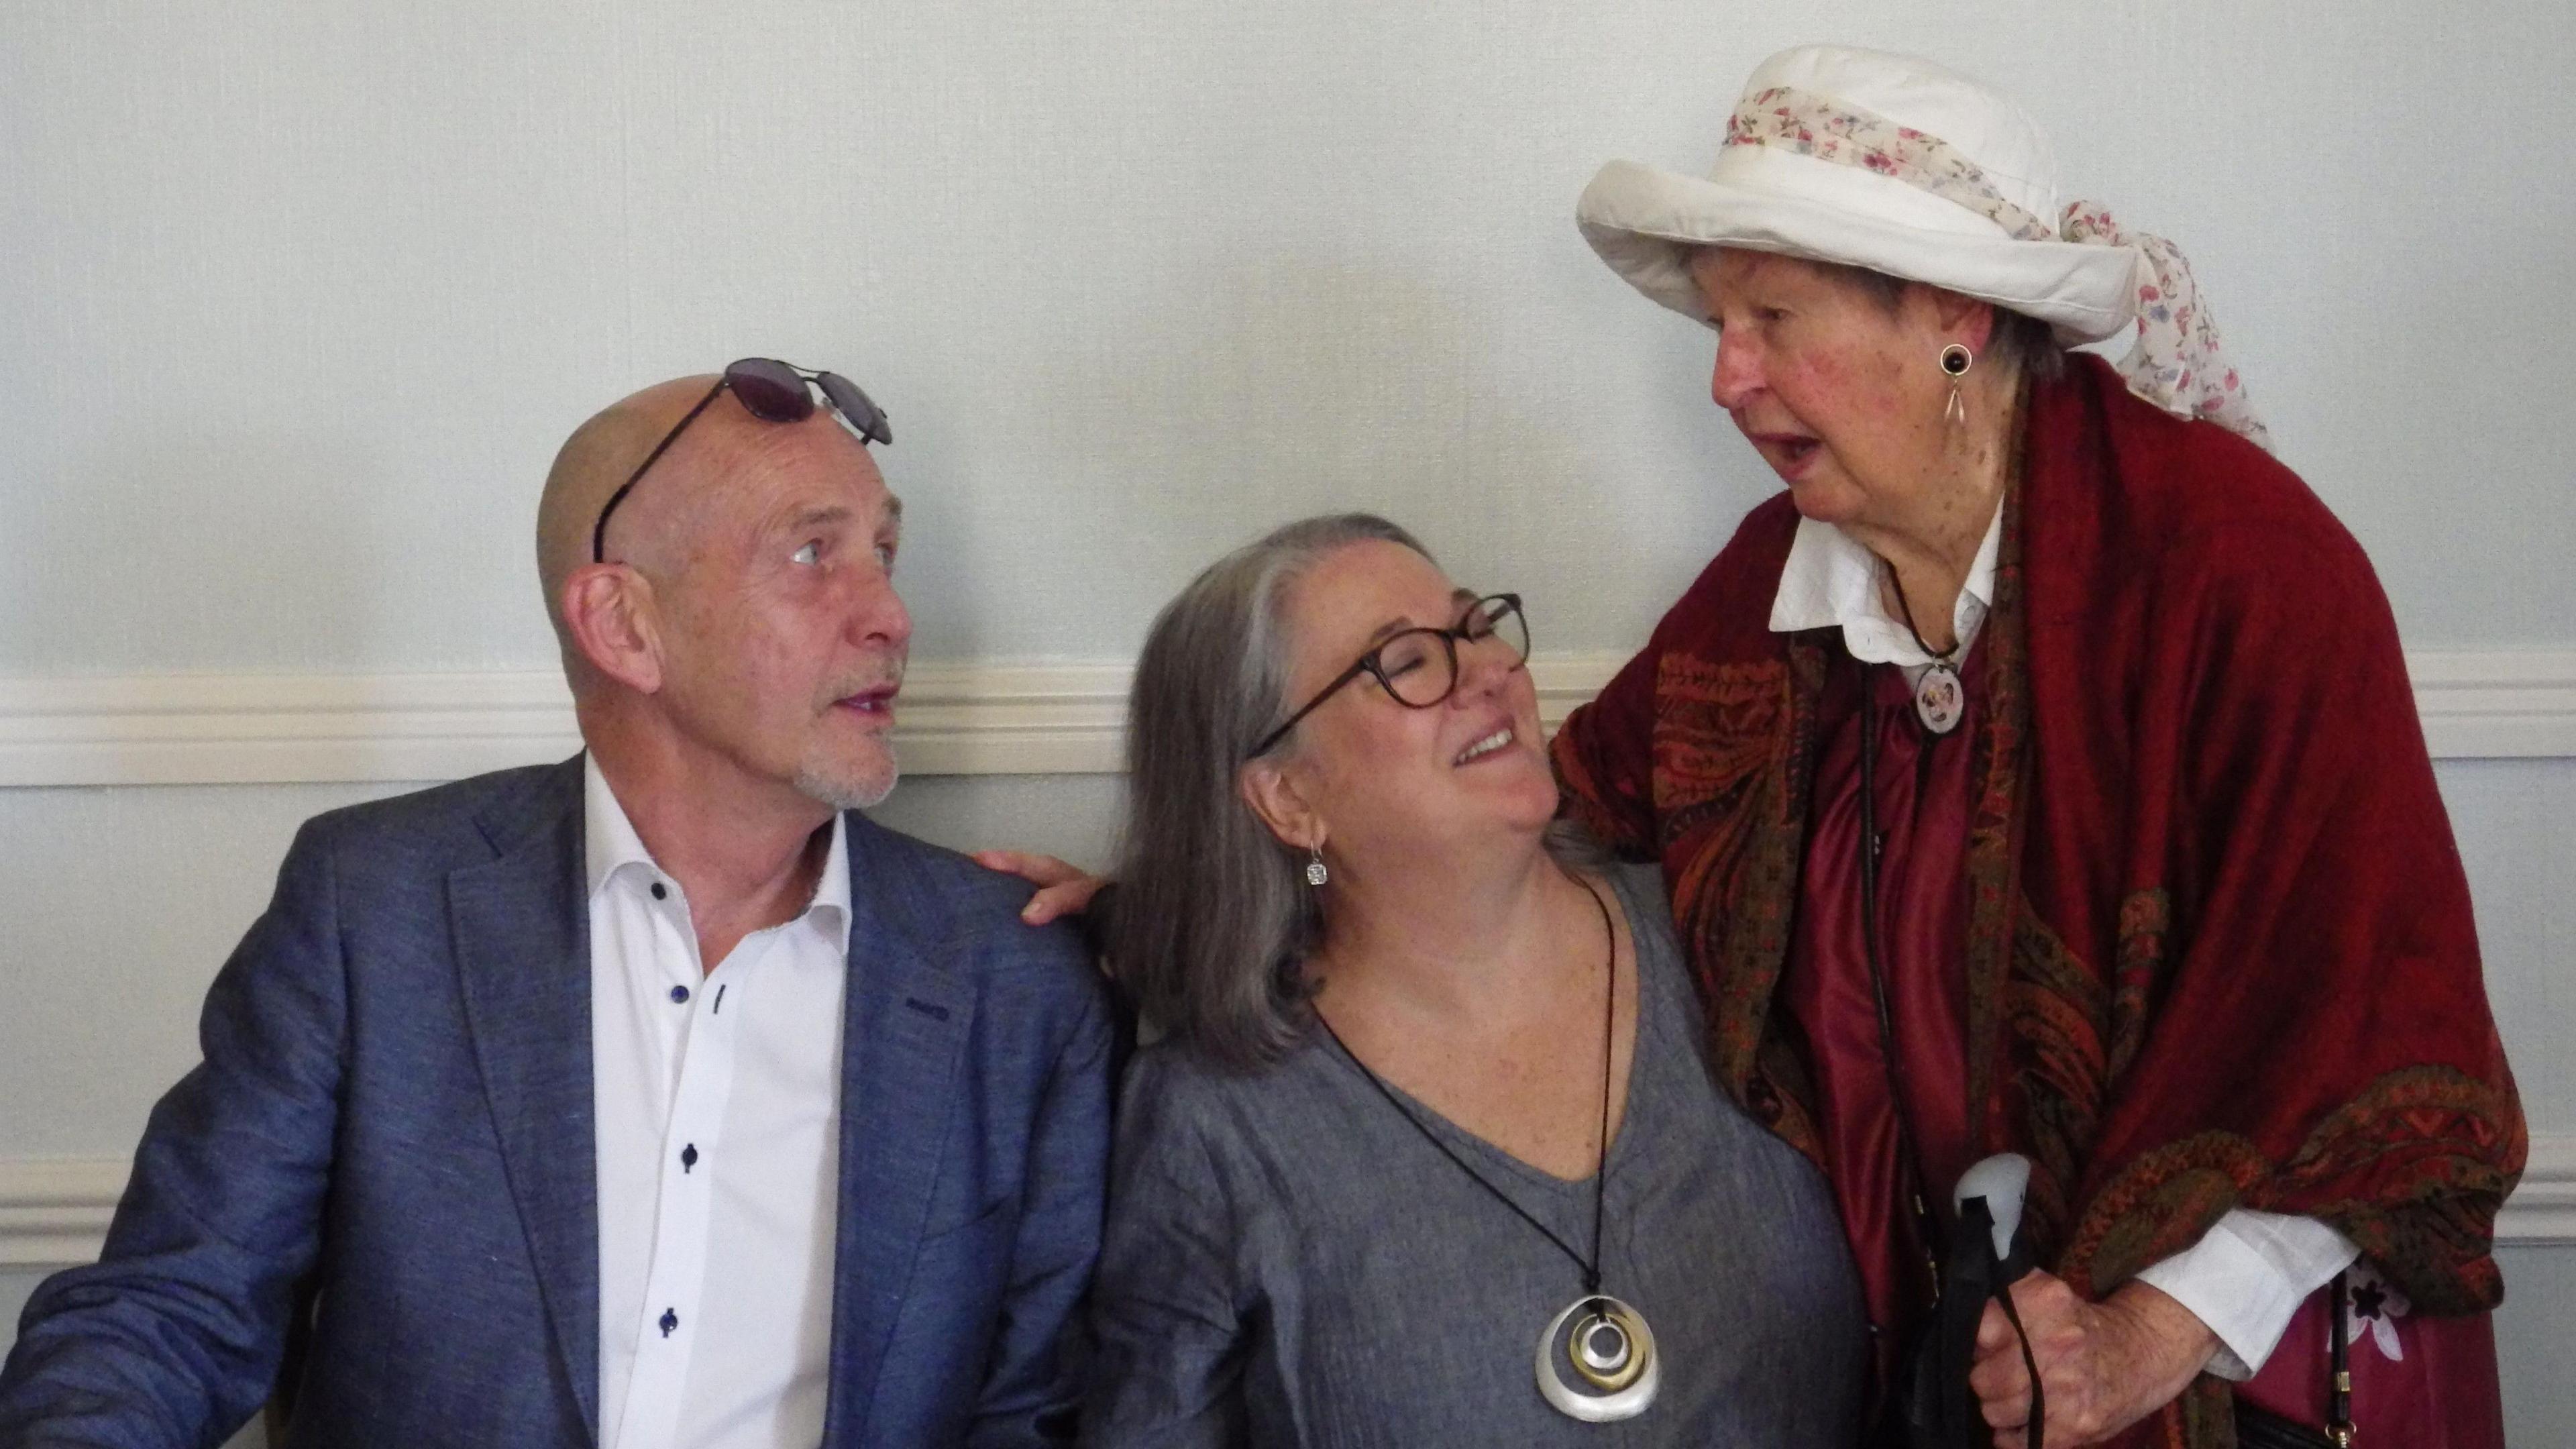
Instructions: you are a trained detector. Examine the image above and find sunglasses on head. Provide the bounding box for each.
[590,357,892,563]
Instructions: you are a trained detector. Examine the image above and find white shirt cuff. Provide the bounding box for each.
[2129,1210,2360,1381]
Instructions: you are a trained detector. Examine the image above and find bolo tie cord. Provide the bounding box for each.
[1882,564,1965,671]
[1858,655,2043,1449]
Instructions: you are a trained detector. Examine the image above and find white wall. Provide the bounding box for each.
[8,0,2573,680]
[3,1,2570,1441]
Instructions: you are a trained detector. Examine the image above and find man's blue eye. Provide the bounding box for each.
[791,541,820,566]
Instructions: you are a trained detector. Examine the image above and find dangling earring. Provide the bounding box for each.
[1305,843,1329,887]
[1939,343,1974,426]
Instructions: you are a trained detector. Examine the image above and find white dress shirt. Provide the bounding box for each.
[1770,508,2358,1379]
[586,755,854,1449]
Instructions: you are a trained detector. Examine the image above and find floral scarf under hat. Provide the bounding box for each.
[1727,87,2273,451]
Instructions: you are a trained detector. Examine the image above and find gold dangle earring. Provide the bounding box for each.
[1940,342,1974,427]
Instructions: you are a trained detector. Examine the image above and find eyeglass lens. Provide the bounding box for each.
[724,359,817,421]
[1379,596,1529,706]
[814,371,892,445]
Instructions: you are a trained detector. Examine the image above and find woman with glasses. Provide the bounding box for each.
[1076,513,1864,1446]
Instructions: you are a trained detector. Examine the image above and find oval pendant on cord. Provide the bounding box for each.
[1913,661,1966,735]
[1883,564,1967,736]
[1535,1293,1660,1421]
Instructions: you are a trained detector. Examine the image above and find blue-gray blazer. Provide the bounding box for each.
[0,758,1116,1448]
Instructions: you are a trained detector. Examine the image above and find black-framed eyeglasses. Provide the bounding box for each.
[591,357,892,563]
[1246,592,1529,759]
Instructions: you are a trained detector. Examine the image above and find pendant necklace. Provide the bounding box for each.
[1314,877,1658,1423]
[1883,566,1967,736]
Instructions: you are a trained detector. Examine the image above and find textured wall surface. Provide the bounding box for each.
[5,1,2573,676]
[2,1,2569,1442]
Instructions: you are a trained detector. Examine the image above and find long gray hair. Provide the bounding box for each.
[1111,513,1597,1071]
[1109,514,1422,1070]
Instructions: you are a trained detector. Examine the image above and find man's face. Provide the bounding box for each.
[647,413,911,812]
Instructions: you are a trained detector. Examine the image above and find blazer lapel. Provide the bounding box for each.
[450,758,602,1444]
[818,815,977,1448]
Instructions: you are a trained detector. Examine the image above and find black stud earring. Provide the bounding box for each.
[1940,343,1975,425]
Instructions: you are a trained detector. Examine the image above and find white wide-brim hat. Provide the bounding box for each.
[1578,44,2139,345]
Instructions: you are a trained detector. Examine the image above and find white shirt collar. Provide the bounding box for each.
[582,753,852,955]
[1766,498,2004,668]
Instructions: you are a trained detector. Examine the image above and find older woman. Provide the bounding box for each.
[1077,514,1864,1444]
[1557,43,2522,1449]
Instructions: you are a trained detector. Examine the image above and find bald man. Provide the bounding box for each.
[0,362,1116,1449]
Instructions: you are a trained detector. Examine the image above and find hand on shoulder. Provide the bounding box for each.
[973,849,1109,924]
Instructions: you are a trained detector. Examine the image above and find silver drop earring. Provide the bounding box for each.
[1940,342,1974,426]
[1305,843,1329,887]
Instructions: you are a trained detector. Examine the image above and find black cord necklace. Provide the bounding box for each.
[1313,875,1658,1422]
[1882,566,1968,735]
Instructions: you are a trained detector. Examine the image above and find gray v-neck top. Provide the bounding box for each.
[1082,866,1866,1447]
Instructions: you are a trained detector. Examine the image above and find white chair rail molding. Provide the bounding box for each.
[2,648,2572,787]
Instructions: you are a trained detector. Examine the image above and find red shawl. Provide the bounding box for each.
[1552,356,2524,1442]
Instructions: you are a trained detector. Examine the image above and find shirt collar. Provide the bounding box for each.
[1766,498,2004,667]
[582,753,853,955]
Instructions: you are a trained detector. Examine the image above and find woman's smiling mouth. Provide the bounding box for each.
[1453,725,1515,766]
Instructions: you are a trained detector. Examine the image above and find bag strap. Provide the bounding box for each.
[2327,1270,2354,1446]
[1991,1279,2045,1449]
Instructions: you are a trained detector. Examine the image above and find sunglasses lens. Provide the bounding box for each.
[724,358,814,422]
[816,372,890,445]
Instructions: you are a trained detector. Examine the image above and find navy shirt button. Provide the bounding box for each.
[669,985,689,1004]
[659,1307,678,1338]
[650,881,668,900]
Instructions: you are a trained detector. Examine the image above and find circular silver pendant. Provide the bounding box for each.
[1535,1295,1659,1422]
[1913,661,1965,735]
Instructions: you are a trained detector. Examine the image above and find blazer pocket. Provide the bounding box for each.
[911,1195,1022,1320]
[918,1191,1017,1247]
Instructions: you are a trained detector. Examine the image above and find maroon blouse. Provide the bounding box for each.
[1782,653,1982,1346]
